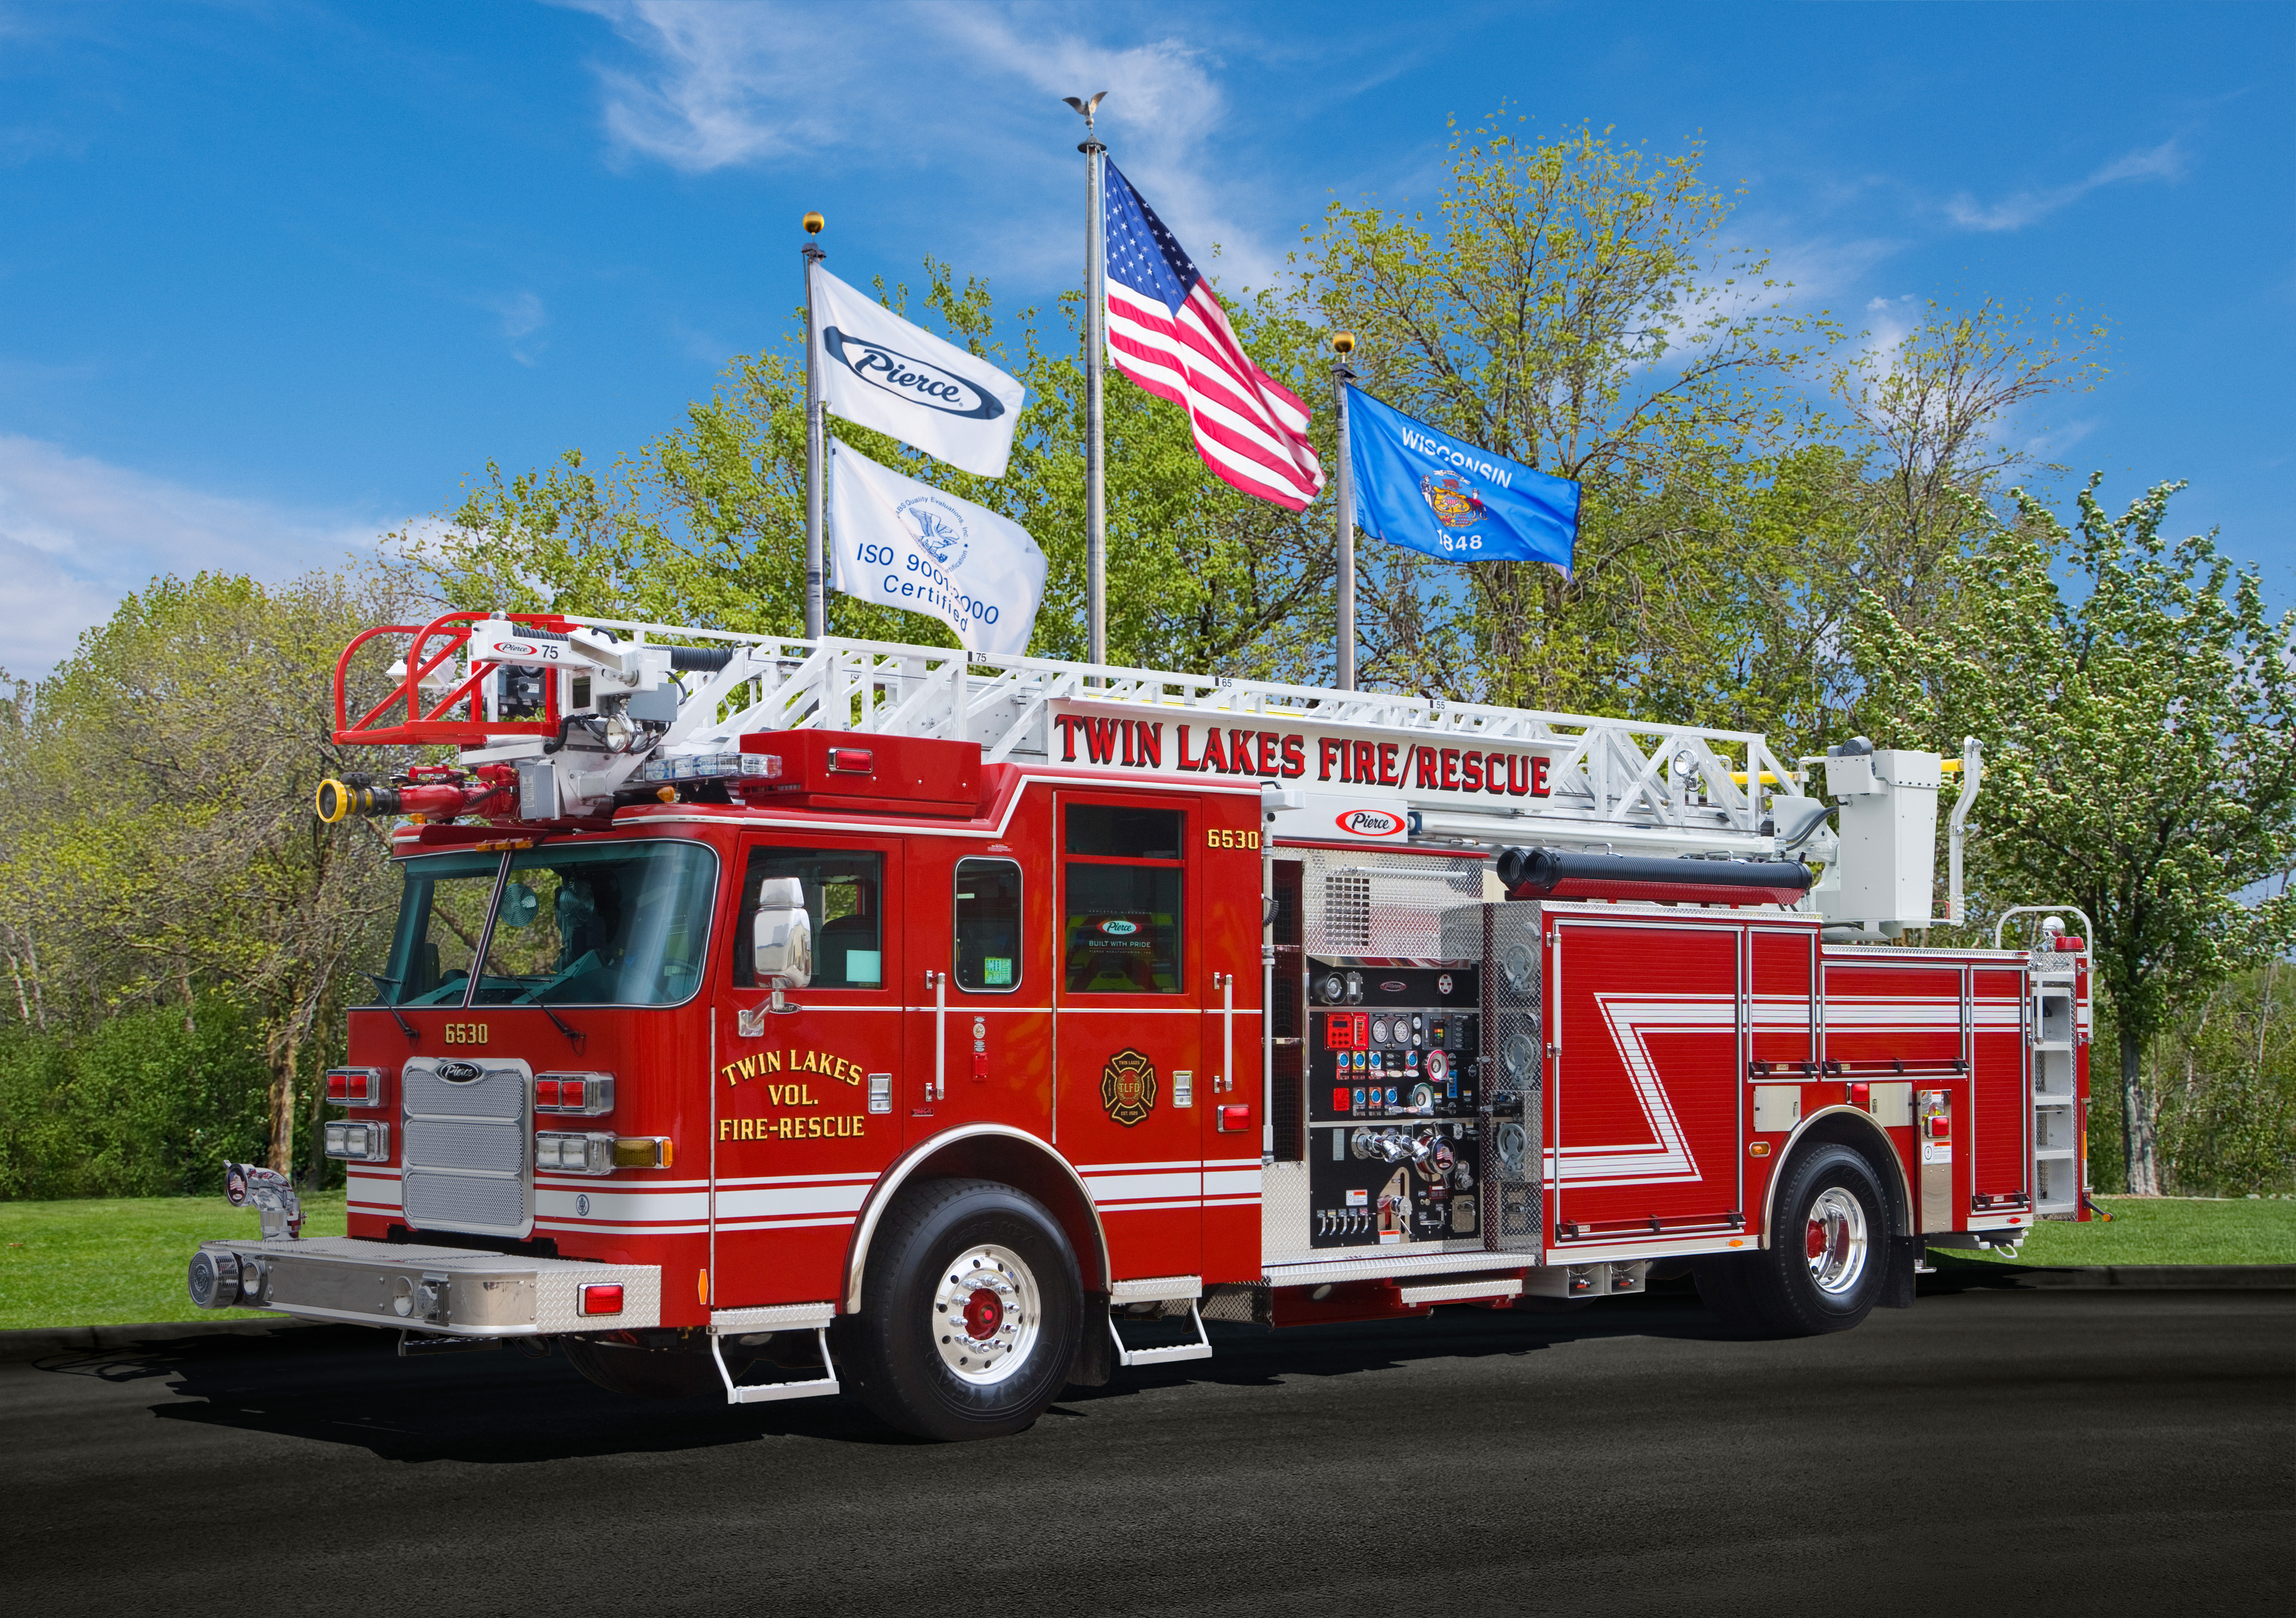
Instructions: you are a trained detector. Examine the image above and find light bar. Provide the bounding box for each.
[534,1132,615,1175]
[638,752,783,784]
[323,1120,391,1162]
[325,1067,385,1108]
[534,1072,615,1116]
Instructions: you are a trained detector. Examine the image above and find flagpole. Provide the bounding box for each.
[801,210,827,640]
[1068,92,1109,670]
[1331,333,1358,690]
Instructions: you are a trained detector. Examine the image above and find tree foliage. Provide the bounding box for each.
[1855,478,2296,1192]
[0,571,410,1175]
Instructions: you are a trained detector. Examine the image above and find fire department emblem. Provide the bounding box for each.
[1100,1048,1158,1127]
[1420,472,1485,528]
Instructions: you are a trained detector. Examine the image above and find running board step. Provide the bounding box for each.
[709,1302,841,1405]
[1107,1274,1211,1370]
[1398,1278,1523,1308]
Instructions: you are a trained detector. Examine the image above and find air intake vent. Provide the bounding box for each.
[401,1057,532,1238]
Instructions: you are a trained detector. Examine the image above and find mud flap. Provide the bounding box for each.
[1066,1290,1113,1388]
[1879,1235,1919,1308]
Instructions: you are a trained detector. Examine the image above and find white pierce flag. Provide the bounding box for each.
[828,438,1046,656]
[811,265,1026,478]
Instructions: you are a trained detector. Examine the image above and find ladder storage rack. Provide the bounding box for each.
[2030,963,2081,1217]
[335,617,1816,859]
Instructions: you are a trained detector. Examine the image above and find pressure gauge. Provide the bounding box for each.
[1372,1018,1390,1045]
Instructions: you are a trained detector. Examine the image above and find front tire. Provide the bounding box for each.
[1695,1143,1892,1336]
[841,1178,1083,1442]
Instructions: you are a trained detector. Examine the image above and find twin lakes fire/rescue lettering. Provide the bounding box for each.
[1050,714,1552,798]
[718,1047,867,1142]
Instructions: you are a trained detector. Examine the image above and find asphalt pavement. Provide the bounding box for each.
[6,1287,2288,1616]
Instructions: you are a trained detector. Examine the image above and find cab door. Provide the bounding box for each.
[1053,792,1202,1280]
[709,835,903,1310]
[903,842,1053,1147]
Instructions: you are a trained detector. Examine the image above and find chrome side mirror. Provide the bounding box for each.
[752,876,813,990]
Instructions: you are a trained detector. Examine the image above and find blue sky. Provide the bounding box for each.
[0,0,2288,674]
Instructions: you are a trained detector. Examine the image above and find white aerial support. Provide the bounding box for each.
[454,618,1819,859]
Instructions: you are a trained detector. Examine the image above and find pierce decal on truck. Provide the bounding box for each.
[1101,1048,1158,1127]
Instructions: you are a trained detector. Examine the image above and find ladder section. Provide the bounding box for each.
[690,636,1806,853]
[2030,969,2080,1216]
[337,616,1808,853]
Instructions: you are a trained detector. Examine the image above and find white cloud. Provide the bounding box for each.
[1945,138,2188,232]
[0,433,401,677]
[567,1,1289,289]
[485,289,550,366]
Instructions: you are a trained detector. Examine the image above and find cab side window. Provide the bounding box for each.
[1063,805,1184,994]
[955,858,1022,992]
[735,847,885,989]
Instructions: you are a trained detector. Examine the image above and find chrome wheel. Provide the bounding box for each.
[1804,1186,1869,1295]
[931,1243,1040,1386]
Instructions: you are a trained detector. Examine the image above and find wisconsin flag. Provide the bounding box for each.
[1346,387,1578,572]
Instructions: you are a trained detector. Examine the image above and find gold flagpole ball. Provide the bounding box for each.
[802,211,825,235]
[1332,332,1356,355]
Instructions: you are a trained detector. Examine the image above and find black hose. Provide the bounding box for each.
[1495,845,1813,896]
[669,645,734,672]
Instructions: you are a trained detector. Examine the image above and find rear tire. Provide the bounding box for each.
[840,1178,1082,1442]
[1695,1143,1893,1336]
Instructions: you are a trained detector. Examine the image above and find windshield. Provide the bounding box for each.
[376,841,718,1008]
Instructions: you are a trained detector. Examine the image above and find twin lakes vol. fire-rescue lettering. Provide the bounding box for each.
[718,1050,868,1142]
[1050,714,1552,798]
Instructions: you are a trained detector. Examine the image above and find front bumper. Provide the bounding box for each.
[190,1236,661,1336]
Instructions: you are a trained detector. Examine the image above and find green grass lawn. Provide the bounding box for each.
[0,1191,2288,1332]
[1932,1196,2296,1267]
[0,1192,346,1332]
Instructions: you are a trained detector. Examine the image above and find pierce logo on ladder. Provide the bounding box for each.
[1337,808,1407,838]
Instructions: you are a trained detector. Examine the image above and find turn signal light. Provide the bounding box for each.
[580,1284,624,1316]
[612,1136,673,1169]
[1216,1104,1252,1133]
[325,1067,384,1107]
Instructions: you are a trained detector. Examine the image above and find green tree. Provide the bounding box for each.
[1854,477,2296,1193]
[0,571,408,1173]
[1305,112,1833,713]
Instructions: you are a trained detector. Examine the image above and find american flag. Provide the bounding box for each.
[1102,161,1323,512]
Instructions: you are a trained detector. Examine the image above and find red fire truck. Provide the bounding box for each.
[186,613,2092,1440]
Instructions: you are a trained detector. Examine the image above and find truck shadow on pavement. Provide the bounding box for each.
[30,1290,1745,1465]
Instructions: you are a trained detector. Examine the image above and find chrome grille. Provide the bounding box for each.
[401,1057,532,1238]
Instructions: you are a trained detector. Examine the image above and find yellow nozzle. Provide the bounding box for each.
[315,778,351,824]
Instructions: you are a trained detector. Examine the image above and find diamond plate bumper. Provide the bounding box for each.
[192,1236,660,1336]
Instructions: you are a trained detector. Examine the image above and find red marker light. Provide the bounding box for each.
[534,1079,560,1109]
[560,1079,585,1110]
[580,1284,624,1316]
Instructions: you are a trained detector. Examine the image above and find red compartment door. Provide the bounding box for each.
[1550,914,1745,1247]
